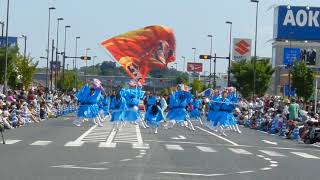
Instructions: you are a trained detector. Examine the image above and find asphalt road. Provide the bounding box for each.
[1,115,320,180]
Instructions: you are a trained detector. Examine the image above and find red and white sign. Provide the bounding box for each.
[187,63,203,72]
[233,38,252,61]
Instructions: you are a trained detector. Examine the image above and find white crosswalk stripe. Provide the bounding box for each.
[30,141,52,146]
[290,152,320,159]
[165,144,184,151]
[196,146,217,152]
[259,150,286,157]
[228,148,253,155]
[3,139,21,144]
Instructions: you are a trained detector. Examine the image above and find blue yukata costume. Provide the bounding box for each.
[110,95,126,123]
[146,95,157,110]
[145,105,165,129]
[227,91,238,126]
[165,85,195,130]
[190,98,202,119]
[166,90,192,123]
[214,97,232,127]
[100,96,111,117]
[122,87,145,122]
[74,84,103,126]
[207,95,221,128]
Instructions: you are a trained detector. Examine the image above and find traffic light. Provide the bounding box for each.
[80,56,91,60]
[199,55,211,59]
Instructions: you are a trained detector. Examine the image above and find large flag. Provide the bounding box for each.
[101,25,176,83]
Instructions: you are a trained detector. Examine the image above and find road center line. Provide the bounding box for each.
[196,126,239,146]
[136,125,143,144]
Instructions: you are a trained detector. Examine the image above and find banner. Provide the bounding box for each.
[187,63,203,72]
[0,37,18,48]
[233,38,252,61]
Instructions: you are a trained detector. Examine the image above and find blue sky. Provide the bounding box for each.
[0,0,317,74]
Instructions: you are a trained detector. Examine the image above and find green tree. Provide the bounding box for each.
[0,47,19,87]
[57,71,82,91]
[190,79,204,94]
[230,58,274,98]
[290,60,314,101]
[15,54,38,89]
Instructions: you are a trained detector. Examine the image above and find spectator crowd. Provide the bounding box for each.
[0,88,77,130]
[234,96,320,144]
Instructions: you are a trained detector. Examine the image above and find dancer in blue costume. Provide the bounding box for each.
[165,84,194,130]
[213,91,232,136]
[122,81,147,128]
[145,102,165,134]
[206,90,221,130]
[146,92,158,110]
[110,92,127,131]
[74,84,103,127]
[100,93,111,120]
[190,96,203,125]
[226,87,241,133]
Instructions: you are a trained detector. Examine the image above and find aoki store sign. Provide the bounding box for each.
[274,5,320,40]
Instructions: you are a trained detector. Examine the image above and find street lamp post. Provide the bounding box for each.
[62,25,71,90]
[3,0,10,94]
[46,7,55,93]
[74,36,80,87]
[174,62,178,70]
[0,21,4,38]
[251,0,259,99]
[192,47,196,80]
[182,56,186,72]
[207,35,213,86]
[226,21,233,87]
[85,48,91,81]
[21,35,27,60]
[93,56,97,74]
[55,17,63,88]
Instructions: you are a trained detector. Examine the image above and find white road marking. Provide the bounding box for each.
[312,144,320,148]
[270,164,278,167]
[99,128,117,148]
[236,170,255,174]
[196,126,239,146]
[120,159,132,162]
[171,135,187,140]
[3,139,21,144]
[165,144,184,151]
[64,141,84,147]
[228,148,253,155]
[159,171,224,177]
[136,125,143,144]
[260,167,272,171]
[73,125,97,142]
[291,152,320,159]
[140,152,146,155]
[98,142,116,148]
[135,155,143,158]
[264,158,272,161]
[256,155,265,158]
[262,140,278,145]
[50,165,108,170]
[132,143,150,149]
[259,150,286,157]
[90,162,110,165]
[143,139,320,152]
[139,150,146,152]
[196,146,216,152]
[30,141,52,146]
[270,161,278,164]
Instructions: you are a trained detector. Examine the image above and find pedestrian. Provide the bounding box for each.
[190,96,203,125]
